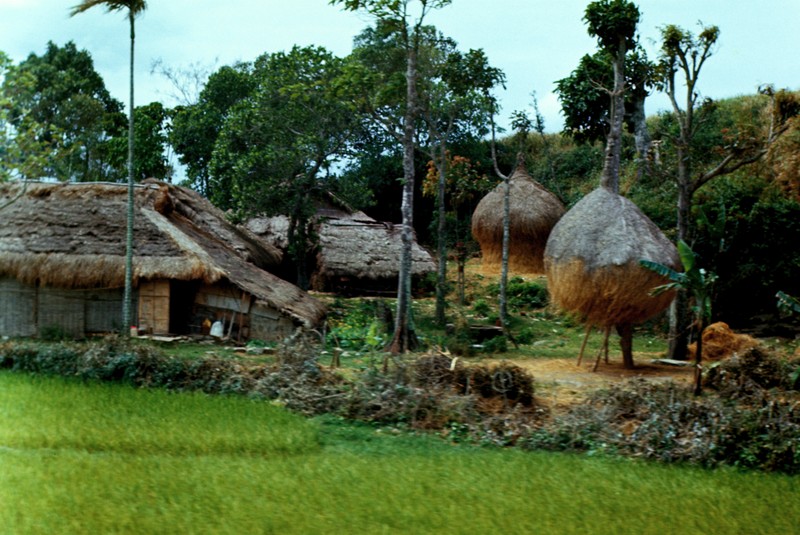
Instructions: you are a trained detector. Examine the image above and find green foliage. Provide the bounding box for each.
[777,291,800,316]
[693,176,800,324]
[1,41,126,181]
[170,64,254,195]
[326,299,390,353]
[471,298,491,317]
[642,240,717,326]
[583,0,640,52]
[487,276,549,310]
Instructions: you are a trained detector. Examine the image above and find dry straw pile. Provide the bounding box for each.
[472,165,565,274]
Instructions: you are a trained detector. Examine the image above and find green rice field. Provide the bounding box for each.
[1,371,797,534]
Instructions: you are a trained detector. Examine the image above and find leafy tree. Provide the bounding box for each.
[0,51,53,182]
[3,41,125,181]
[71,0,148,335]
[209,46,364,289]
[332,0,453,354]
[655,23,796,359]
[107,102,171,181]
[169,64,253,196]
[416,40,504,325]
[583,0,640,193]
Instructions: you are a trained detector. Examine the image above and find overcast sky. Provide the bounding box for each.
[2,0,798,133]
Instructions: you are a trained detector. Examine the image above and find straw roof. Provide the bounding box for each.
[0,180,324,327]
[246,208,436,290]
[544,187,679,327]
[471,165,565,274]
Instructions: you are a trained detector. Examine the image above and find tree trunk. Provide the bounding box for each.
[122,11,135,335]
[599,38,626,194]
[498,169,511,328]
[617,323,635,369]
[389,44,419,354]
[434,146,447,326]
[668,145,693,360]
[693,319,706,396]
[631,95,651,183]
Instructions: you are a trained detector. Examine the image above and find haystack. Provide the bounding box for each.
[471,164,565,274]
[688,322,759,361]
[544,187,679,368]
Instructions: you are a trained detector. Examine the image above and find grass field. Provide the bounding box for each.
[1,371,798,534]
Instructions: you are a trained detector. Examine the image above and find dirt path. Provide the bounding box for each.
[498,355,694,412]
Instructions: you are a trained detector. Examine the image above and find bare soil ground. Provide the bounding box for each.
[498,355,694,413]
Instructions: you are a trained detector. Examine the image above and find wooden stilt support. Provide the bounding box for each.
[593,325,612,372]
[577,324,593,366]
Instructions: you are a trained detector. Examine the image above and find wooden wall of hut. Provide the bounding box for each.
[249,303,295,341]
[138,280,170,335]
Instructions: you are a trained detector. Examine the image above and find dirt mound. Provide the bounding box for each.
[688,322,759,361]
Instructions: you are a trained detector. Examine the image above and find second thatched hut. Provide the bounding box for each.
[471,164,565,274]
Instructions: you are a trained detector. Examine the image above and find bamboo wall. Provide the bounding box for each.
[0,278,126,337]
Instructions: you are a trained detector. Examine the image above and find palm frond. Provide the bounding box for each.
[676,239,696,272]
[70,0,147,17]
[639,259,681,282]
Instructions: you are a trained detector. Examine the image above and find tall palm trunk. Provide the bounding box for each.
[122,9,135,334]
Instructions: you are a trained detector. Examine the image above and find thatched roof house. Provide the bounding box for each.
[246,204,436,295]
[0,180,325,340]
[471,164,565,274]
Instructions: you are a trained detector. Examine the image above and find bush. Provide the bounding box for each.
[487,277,549,310]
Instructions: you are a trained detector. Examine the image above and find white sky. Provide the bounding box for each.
[1,0,798,133]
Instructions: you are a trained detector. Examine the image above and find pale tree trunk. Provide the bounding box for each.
[389,45,419,354]
[498,169,510,328]
[603,37,637,369]
[600,39,626,195]
[631,95,651,183]
[434,145,447,326]
[122,10,135,335]
[669,143,693,360]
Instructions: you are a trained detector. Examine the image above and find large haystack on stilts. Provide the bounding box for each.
[544,187,679,368]
[471,164,565,274]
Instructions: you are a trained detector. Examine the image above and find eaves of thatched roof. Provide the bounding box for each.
[0,180,324,327]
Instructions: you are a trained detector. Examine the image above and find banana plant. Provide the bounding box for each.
[641,240,717,395]
[776,291,800,316]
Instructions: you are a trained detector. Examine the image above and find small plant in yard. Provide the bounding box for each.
[642,239,717,395]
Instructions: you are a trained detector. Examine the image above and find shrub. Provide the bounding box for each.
[487,277,549,310]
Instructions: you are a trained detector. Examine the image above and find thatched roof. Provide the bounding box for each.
[544,187,679,327]
[246,208,436,288]
[0,180,324,327]
[471,165,565,274]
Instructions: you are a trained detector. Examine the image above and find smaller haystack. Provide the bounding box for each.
[688,322,759,361]
[471,164,565,274]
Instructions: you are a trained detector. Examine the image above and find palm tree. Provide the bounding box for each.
[70,1,147,334]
